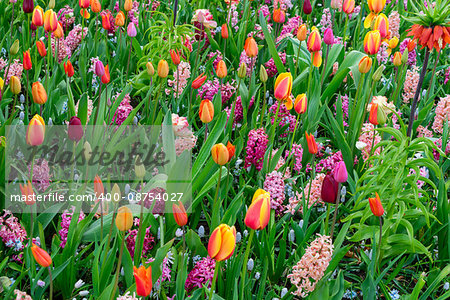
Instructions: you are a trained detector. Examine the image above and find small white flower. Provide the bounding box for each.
[74,279,85,289]
[288,229,295,242]
[175,228,183,237]
[281,288,288,297]
[356,141,367,150]
[236,232,242,243]
[79,290,89,297]
[243,230,248,237]
[37,280,45,287]
[247,258,254,271]
[443,282,449,290]
[298,219,304,228]
[198,225,205,238]
[254,272,260,279]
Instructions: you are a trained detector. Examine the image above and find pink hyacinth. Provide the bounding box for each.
[185,256,216,293]
[402,66,420,104]
[0,210,28,251]
[320,8,332,29]
[126,225,155,260]
[175,135,198,156]
[285,143,304,174]
[272,149,291,180]
[376,43,389,65]
[166,61,191,97]
[399,38,417,66]
[315,151,344,173]
[269,103,297,137]
[244,128,269,171]
[265,52,287,77]
[264,171,286,215]
[285,173,326,214]
[0,59,23,84]
[65,25,88,56]
[388,11,400,38]
[14,290,32,300]
[225,96,255,128]
[197,78,236,104]
[57,5,75,31]
[239,50,255,77]
[358,123,381,161]
[416,125,433,138]
[288,234,334,298]
[59,206,85,248]
[432,95,450,134]
[28,159,51,192]
[208,50,223,70]
[111,93,133,125]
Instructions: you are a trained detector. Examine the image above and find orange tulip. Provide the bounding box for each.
[115,11,125,27]
[369,103,379,125]
[297,24,307,41]
[211,143,229,165]
[170,49,181,65]
[10,76,21,95]
[373,13,389,39]
[244,189,271,230]
[368,192,384,216]
[221,24,229,39]
[64,60,74,77]
[23,50,32,70]
[115,206,133,231]
[305,132,318,154]
[44,9,58,32]
[208,224,236,261]
[32,6,44,27]
[273,8,286,23]
[192,72,207,89]
[19,181,35,205]
[274,72,293,101]
[124,0,133,11]
[388,37,399,49]
[80,8,91,19]
[79,0,90,9]
[216,60,227,78]
[172,201,188,226]
[307,28,322,53]
[368,0,386,14]
[133,265,152,297]
[342,0,355,14]
[94,175,104,199]
[226,141,235,162]
[54,22,64,39]
[26,115,45,146]
[311,51,322,67]
[36,40,47,57]
[90,0,102,13]
[199,99,214,123]
[358,56,372,73]
[393,51,402,66]
[364,30,381,55]
[407,40,416,52]
[101,65,110,84]
[244,37,258,58]
[294,94,307,114]
[102,13,111,30]
[31,243,52,267]
[32,82,47,105]
[157,59,169,78]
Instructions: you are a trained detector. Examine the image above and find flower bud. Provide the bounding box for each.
[321,172,339,204]
[124,0,133,11]
[305,132,318,154]
[127,22,137,37]
[94,60,105,77]
[393,51,402,66]
[244,189,271,230]
[157,59,169,78]
[173,201,188,226]
[208,224,236,261]
[36,40,47,57]
[135,155,146,178]
[303,0,312,14]
[32,6,44,27]
[259,65,268,83]
[323,28,334,45]
[358,56,372,74]
[372,65,384,82]
[68,116,84,142]
[199,99,214,123]
[23,0,34,14]
[192,73,207,89]
[211,143,229,165]
[273,8,286,23]
[79,0,90,9]
[146,62,155,76]
[226,141,235,162]
[32,82,47,105]
[10,40,20,56]
[31,243,52,267]
[170,49,180,65]
[48,0,55,9]
[64,60,75,77]
[84,141,92,160]
[90,0,102,13]
[294,94,307,114]
[111,184,121,203]
[54,22,64,39]
[333,161,347,183]
[297,24,307,42]
[23,50,32,70]
[115,11,125,27]
[237,63,247,79]
[401,49,409,64]
[26,114,45,146]
[115,206,133,231]
[244,37,258,58]
[221,24,229,39]
[368,192,384,216]
[10,76,21,95]
[216,60,227,78]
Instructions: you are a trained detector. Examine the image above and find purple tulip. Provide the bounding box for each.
[333,161,348,183]
[323,28,335,45]
[94,61,105,77]
[22,0,34,13]
[127,23,137,37]
[303,0,312,15]
[68,116,84,142]
[321,172,339,204]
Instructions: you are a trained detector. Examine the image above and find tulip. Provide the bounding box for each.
[173,201,188,226]
[303,0,312,14]
[358,56,372,73]
[274,72,293,101]
[127,22,137,37]
[373,13,389,39]
[237,63,247,79]
[294,94,307,114]
[68,116,84,142]
[115,11,125,27]
[115,206,133,231]
[388,36,399,49]
[111,184,121,202]
[102,13,111,30]
[48,0,55,9]
[79,0,90,9]
[19,181,35,205]
[364,30,381,55]
[407,40,416,52]
[10,76,21,95]
[134,156,146,178]
[124,0,133,11]
[333,161,347,183]
[208,224,236,261]
[323,28,334,45]
[10,40,20,56]
[44,9,58,32]
[94,60,105,77]
[84,141,92,160]
[331,0,341,9]
[311,51,322,68]
[305,132,318,154]
[32,82,47,105]
[221,24,229,39]
[372,65,384,82]
[23,0,34,14]
[90,0,101,13]
[101,65,110,84]
[393,51,402,66]
[368,0,386,14]
[211,143,229,165]
[133,265,152,297]
[32,6,44,27]
[36,40,47,57]
[321,172,339,204]
[273,8,286,23]
[170,49,181,65]
[244,37,258,58]
[369,103,379,125]
[244,189,271,230]
[192,73,207,89]
[216,60,227,78]
[94,175,104,199]
[80,9,90,19]
[64,60,75,77]
[307,28,322,53]
[342,0,355,14]
[146,62,155,76]
[157,59,169,78]
[297,24,307,42]
[226,141,235,162]
[368,192,384,216]
[0,78,4,91]
[23,50,32,70]
[54,22,64,39]
[260,65,268,83]
[31,243,52,267]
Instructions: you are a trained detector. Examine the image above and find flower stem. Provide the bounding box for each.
[135,178,145,266]
[210,260,220,299]
[377,216,383,268]
[240,229,254,299]
[330,183,341,238]
[125,39,132,83]
[110,232,125,300]
[48,266,53,300]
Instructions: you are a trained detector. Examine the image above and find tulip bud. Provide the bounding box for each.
[26,114,45,146]
[84,141,92,160]
[226,141,235,162]
[333,161,347,183]
[146,62,155,76]
[94,175,104,199]
[20,181,35,205]
[388,36,399,49]
[157,59,169,78]
[10,40,20,56]
[44,9,58,32]
[208,224,237,261]
[305,132,318,154]
[297,24,307,41]
[273,8,286,23]
[101,13,111,30]
[134,266,152,297]
[127,22,137,37]
[135,155,146,178]
[0,78,4,91]
[323,28,334,45]
[32,82,47,105]
[244,37,258,58]
[94,60,105,77]
[31,243,52,267]
[10,76,21,95]
[90,0,102,13]
[307,28,322,53]
[199,99,214,123]
[173,201,188,226]
[369,103,386,125]
[321,172,339,204]
[115,11,125,27]
[101,65,110,84]
[303,0,312,14]
[54,22,64,39]
[368,192,384,216]
[216,60,227,78]
[36,40,47,57]
[64,60,75,77]
[393,51,402,66]
[358,56,372,74]
[124,0,133,11]
[294,94,307,114]
[244,189,271,230]
[274,72,293,101]
[111,183,121,202]
[374,13,389,39]
[260,65,268,83]
[237,63,247,79]
[48,0,55,9]
[211,143,229,165]
[23,0,34,14]
[170,49,181,65]
[401,49,409,64]
[372,65,384,82]
[115,206,133,231]
[192,73,207,89]
[221,24,229,39]
[68,116,84,142]
[32,6,44,27]
[343,0,355,14]
[23,50,32,70]
[364,30,381,55]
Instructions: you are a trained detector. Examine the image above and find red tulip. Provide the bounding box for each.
[31,243,52,267]
[36,40,47,57]
[170,49,181,65]
[305,132,318,154]
[68,116,84,142]
[64,60,74,77]
[368,192,384,216]
[133,265,152,297]
[23,50,32,70]
[192,73,207,89]
[172,201,188,226]
[321,172,339,204]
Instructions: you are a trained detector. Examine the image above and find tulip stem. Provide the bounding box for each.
[321,44,330,86]
[325,203,331,235]
[350,73,365,126]
[204,123,208,141]
[211,167,222,231]
[294,41,302,77]
[26,71,29,118]
[102,202,118,268]
[330,183,341,238]
[48,266,53,300]
[151,78,164,124]
[135,178,145,266]
[159,215,164,246]
[260,82,267,128]
[210,261,220,299]
[126,38,132,83]
[240,229,254,299]
[110,232,125,300]
[305,156,316,214]
[377,216,383,269]
[343,16,348,50]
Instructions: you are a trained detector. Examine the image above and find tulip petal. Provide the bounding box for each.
[208,227,222,259]
[215,227,236,261]
[245,198,264,230]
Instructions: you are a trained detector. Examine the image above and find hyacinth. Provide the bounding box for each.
[245,128,269,171]
[416,125,433,138]
[59,206,85,248]
[14,289,32,300]
[265,52,287,77]
[192,9,217,43]
[166,61,191,97]
[50,37,70,63]
[112,93,133,125]
[433,137,450,160]
[116,291,141,300]
[316,151,344,173]
[185,256,215,293]
[388,11,400,38]
[65,25,88,55]
[272,149,291,180]
[358,123,381,161]
[288,234,334,298]
[432,95,450,134]
[399,38,417,66]
[409,167,428,190]
[0,58,23,84]
[402,66,420,104]
[225,95,256,127]
[0,210,27,251]
[274,0,293,10]
[445,67,450,85]
[126,226,155,260]
[75,96,93,122]
[376,43,389,65]
[127,1,140,27]
[228,4,239,31]
[175,135,198,156]
[285,173,326,214]
[57,5,75,31]
[320,9,332,30]
[197,78,236,104]
[264,171,286,215]
[208,50,223,70]
[333,94,349,126]
[140,187,167,214]
[28,159,51,192]
[285,143,303,174]
[269,103,297,137]
[148,254,173,290]
[366,96,396,114]
[101,10,117,35]
[281,16,302,36]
